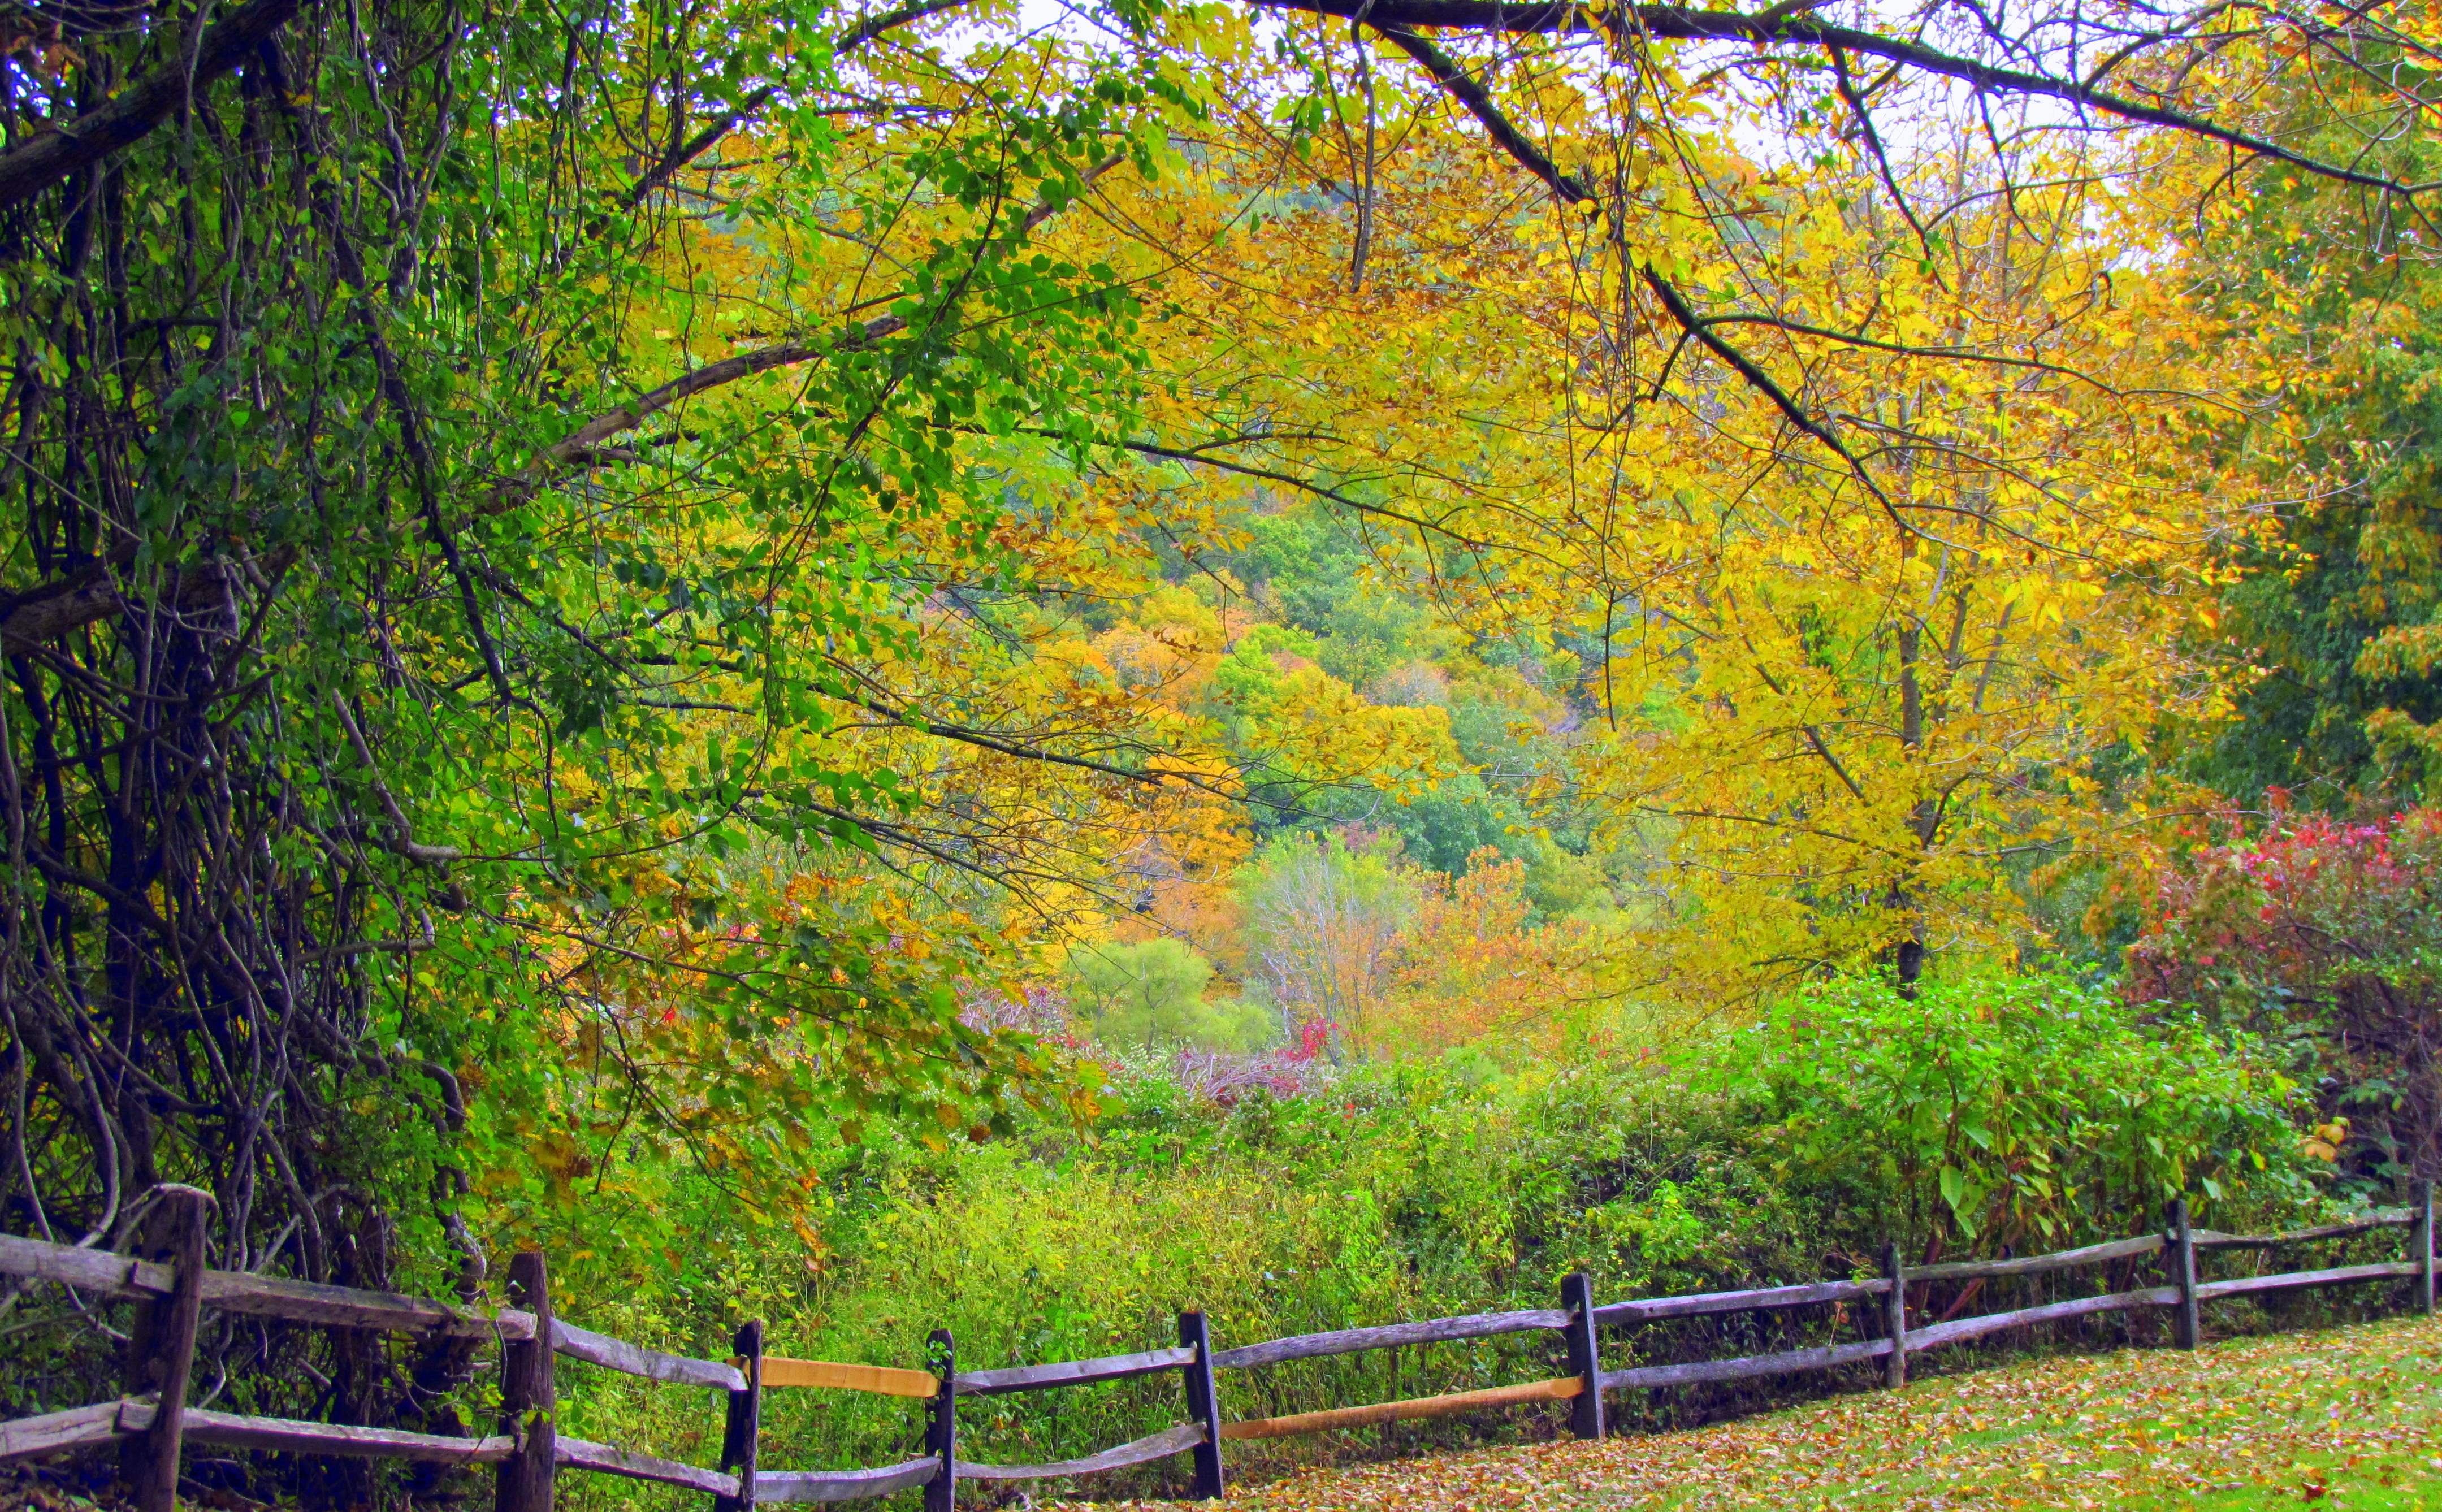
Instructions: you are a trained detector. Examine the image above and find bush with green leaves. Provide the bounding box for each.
[1694,973,2318,1259]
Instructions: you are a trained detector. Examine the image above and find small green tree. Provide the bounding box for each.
[1067,938,1270,1051]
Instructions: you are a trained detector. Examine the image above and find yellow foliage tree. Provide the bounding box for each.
[1014,8,2288,1012]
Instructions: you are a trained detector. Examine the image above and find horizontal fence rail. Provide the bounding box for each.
[755,1358,937,1398]
[557,1436,739,1497]
[1218,1379,1582,1441]
[0,1182,2432,1508]
[1598,1337,1895,1393]
[0,1231,534,1338]
[1904,1286,2180,1353]
[556,1319,745,1392]
[1903,1232,2169,1282]
[1207,1307,1570,1370]
[0,1397,521,1467]
[961,1422,1210,1479]
[2196,1260,2420,1301]
[2194,1216,2407,1249]
[755,1457,938,1505]
[1590,1276,1887,1325]
[955,1345,1198,1395]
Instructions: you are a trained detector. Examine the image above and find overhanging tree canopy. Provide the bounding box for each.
[0,0,2432,1453]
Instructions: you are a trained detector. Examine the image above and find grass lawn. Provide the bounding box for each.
[1053,1313,2442,1510]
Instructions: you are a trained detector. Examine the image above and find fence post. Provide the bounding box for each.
[924,1329,955,1512]
[497,1251,557,1512]
[2413,1179,2435,1316]
[1560,1272,1604,1440]
[1878,1241,1907,1389]
[715,1320,763,1511]
[1177,1311,1225,1500]
[120,1184,213,1512]
[2167,1198,2199,1350]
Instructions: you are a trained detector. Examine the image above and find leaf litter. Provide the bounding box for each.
[1048,1314,2442,1510]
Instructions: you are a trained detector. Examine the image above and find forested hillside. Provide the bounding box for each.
[4,0,2442,1502]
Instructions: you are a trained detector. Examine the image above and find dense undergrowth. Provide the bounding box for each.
[514,974,2378,1507]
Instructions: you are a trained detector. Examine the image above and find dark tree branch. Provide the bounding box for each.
[835,0,978,56]
[1826,45,1944,270]
[828,684,1208,790]
[1655,269,1901,526]
[1373,23,1591,201]
[1692,311,2143,392]
[1259,0,2431,196]
[0,0,305,211]
[1080,432,1508,553]
[1363,6,1904,528]
[537,157,1120,473]
[0,554,274,655]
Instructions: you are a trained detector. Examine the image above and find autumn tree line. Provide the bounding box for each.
[6,0,2442,1492]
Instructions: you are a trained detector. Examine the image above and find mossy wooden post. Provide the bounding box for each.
[121,1185,212,1512]
[2412,1179,2435,1315]
[1178,1311,1225,1499]
[1879,1241,1907,1389]
[1560,1273,1604,1440]
[2167,1199,2199,1350]
[714,1320,762,1511]
[924,1328,955,1512]
[497,1251,556,1512]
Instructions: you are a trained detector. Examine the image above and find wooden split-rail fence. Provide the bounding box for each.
[1,1183,2434,1509]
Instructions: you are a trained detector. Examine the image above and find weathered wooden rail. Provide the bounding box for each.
[1,1183,2432,1508]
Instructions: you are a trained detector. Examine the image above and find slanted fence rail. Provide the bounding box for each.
[1,1183,2432,1509]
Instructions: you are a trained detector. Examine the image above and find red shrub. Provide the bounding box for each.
[2124,805,2442,1185]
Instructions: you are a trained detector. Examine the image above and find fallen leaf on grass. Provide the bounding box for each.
[1044,1315,2442,1512]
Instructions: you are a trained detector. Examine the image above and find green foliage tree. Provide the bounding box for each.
[0,0,1186,1442]
[1066,937,1270,1051]
[2193,56,2442,809]
[2197,282,2442,805]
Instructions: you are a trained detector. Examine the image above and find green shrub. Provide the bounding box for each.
[1692,973,2320,1258]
